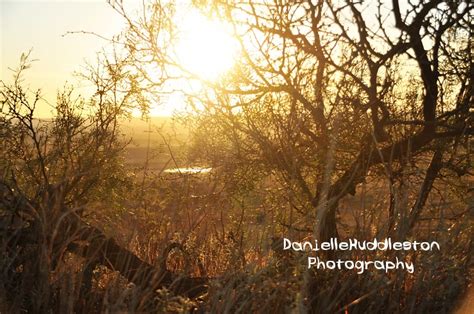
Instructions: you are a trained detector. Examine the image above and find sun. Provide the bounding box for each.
[133,8,239,117]
[174,10,239,80]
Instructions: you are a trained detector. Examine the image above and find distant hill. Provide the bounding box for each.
[119,117,190,170]
[28,116,189,170]
[119,117,187,143]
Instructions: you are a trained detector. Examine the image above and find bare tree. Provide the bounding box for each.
[113,0,472,242]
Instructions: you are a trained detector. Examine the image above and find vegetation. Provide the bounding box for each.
[0,0,472,313]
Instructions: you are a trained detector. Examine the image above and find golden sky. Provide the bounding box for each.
[1,0,240,118]
[1,0,125,118]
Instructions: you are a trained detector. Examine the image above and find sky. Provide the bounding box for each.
[1,0,126,117]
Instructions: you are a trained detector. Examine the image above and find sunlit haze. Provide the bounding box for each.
[1,0,238,118]
[1,0,127,118]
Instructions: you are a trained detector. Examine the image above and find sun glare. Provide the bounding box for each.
[174,10,238,80]
[133,8,239,117]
